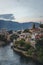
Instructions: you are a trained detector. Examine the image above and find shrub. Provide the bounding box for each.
[25,43,31,51]
[35,39,43,50]
[23,29,29,33]
[10,34,19,41]
[35,38,43,63]
[19,39,25,47]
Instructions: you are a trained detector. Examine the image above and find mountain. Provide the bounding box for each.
[0,20,40,30]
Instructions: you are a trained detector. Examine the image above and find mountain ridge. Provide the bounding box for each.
[0,20,40,31]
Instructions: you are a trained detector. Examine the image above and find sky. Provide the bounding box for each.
[0,0,43,23]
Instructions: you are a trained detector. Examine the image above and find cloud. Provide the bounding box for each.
[15,16,43,23]
[0,14,15,20]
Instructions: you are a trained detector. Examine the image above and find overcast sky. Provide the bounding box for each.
[0,0,43,22]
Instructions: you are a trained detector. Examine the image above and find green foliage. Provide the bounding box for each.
[23,29,29,33]
[40,24,43,28]
[17,31,21,34]
[14,41,19,47]
[10,34,19,41]
[27,47,35,55]
[19,39,25,47]
[8,30,13,34]
[25,44,31,51]
[0,35,6,41]
[37,50,43,63]
[35,39,43,63]
[13,39,25,47]
[35,39,43,50]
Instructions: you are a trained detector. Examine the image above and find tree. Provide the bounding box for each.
[19,39,25,47]
[17,31,21,34]
[10,34,19,41]
[25,43,31,51]
[40,24,43,28]
[8,30,13,34]
[0,35,6,41]
[23,29,29,33]
[35,39,43,50]
[35,38,43,63]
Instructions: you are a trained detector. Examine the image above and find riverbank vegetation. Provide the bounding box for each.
[10,34,19,41]
[35,38,43,63]
[0,34,10,46]
[12,36,43,64]
[13,39,35,57]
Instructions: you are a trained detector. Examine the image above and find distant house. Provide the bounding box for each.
[29,23,40,33]
[19,33,26,39]
[19,32,31,39]
[30,28,40,34]
[35,24,43,39]
[16,32,31,42]
[35,33,43,40]
[0,28,9,37]
[31,34,35,40]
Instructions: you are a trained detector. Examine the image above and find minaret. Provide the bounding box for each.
[32,23,35,29]
[21,25,23,34]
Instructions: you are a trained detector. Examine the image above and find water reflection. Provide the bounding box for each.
[0,45,42,65]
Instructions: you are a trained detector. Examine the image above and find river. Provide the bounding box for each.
[0,45,42,65]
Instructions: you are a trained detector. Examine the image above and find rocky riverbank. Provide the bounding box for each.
[12,46,43,65]
[12,47,34,60]
[13,47,33,58]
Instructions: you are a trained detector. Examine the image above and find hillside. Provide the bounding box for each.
[0,20,39,30]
